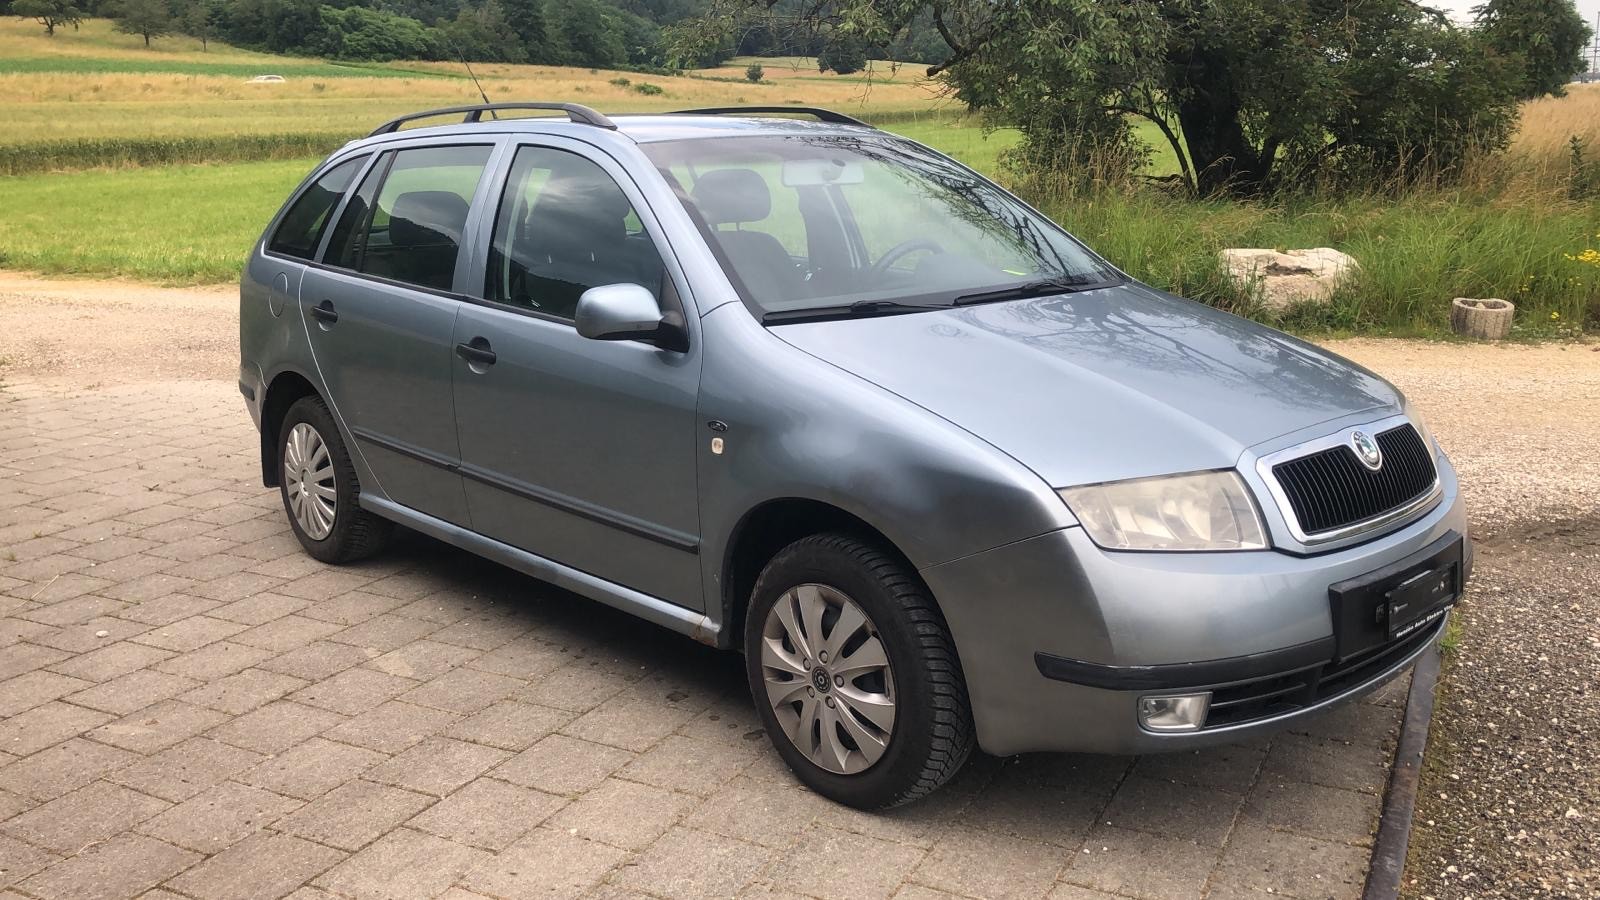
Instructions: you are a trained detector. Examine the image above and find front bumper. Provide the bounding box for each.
[921,453,1469,756]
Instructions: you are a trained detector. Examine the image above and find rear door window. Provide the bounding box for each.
[324,144,493,292]
[267,155,367,260]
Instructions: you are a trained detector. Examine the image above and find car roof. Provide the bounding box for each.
[340,111,884,155]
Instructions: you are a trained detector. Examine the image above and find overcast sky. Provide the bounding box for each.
[1430,0,1600,30]
[1429,0,1600,71]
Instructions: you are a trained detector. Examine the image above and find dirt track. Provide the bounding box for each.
[0,274,237,387]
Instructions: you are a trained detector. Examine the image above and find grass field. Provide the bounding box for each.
[0,158,314,282]
[1,19,1597,336]
[0,21,947,158]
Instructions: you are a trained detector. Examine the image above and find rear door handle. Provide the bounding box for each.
[455,337,496,366]
[310,301,339,324]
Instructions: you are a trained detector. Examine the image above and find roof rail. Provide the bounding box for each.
[368,102,617,136]
[668,106,873,128]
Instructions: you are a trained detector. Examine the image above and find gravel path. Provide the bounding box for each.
[0,274,236,387]
[3,277,1598,898]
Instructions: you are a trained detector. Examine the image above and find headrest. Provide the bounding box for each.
[691,168,771,225]
[530,172,632,222]
[389,191,469,248]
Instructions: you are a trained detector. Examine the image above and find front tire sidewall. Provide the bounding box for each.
[745,536,961,809]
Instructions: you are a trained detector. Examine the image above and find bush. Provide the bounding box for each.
[817,34,866,75]
[608,76,630,86]
[313,5,434,62]
[633,81,663,95]
[744,63,762,83]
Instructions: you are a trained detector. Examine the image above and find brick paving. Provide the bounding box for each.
[0,378,1409,900]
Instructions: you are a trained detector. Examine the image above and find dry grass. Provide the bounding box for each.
[0,20,950,148]
[1514,83,1600,162]
[0,16,278,61]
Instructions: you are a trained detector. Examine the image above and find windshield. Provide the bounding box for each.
[640,133,1120,321]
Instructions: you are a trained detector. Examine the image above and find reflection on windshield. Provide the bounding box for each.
[641,134,1120,320]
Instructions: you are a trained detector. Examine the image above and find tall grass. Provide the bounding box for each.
[1019,173,1600,336]
[0,158,317,282]
[0,132,356,175]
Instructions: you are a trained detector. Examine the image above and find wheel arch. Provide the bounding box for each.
[719,497,928,651]
[258,368,321,488]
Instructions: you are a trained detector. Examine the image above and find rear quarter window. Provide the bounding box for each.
[267,156,367,260]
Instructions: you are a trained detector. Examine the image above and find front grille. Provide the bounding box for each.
[1271,424,1436,537]
[1203,619,1440,729]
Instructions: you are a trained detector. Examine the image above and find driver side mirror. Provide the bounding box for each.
[575,283,688,352]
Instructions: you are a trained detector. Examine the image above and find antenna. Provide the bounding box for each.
[443,37,496,118]
[461,56,492,109]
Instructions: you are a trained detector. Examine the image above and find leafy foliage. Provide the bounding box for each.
[112,0,171,45]
[13,0,85,34]
[313,4,434,60]
[816,30,865,74]
[1475,0,1591,99]
[691,0,1585,197]
[500,0,545,62]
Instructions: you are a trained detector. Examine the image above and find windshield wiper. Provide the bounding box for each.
[761,298,951,324]
[952,276,1111,306]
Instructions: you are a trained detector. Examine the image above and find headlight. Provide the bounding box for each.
[1058,470,1267,552]
[1404,404,1439,457]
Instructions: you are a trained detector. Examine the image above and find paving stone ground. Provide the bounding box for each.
[0,378,1409,900]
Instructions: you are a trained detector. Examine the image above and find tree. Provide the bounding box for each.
[176,0,224,49]
[687,0,1527,196]
[745,62,762,81]
[501,0,546,63]
[179,0,217,50]
[316,4,434,59]
[13,0,84,35]
[219,0,323,54]
[1476,0,1591,99]
[114,0,173,46]
[434,0,534,61]
[816,32,865,74]
[545,0,626,68]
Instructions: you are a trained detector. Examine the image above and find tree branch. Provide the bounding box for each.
[926,7,989,76]
[1108,104,1195,194]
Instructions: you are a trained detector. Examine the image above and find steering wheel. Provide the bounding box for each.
[869,238,945,280]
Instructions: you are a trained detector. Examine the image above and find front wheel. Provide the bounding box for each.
[745,533,974,809]
[277,395,392,564]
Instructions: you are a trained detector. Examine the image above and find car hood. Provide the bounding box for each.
[772,282,1400,488]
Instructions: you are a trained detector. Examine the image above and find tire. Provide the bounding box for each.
[277,395,392,564]
[745,532,974,809]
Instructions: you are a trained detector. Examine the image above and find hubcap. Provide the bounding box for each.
[283,422,336,540]
[760,583,896,775]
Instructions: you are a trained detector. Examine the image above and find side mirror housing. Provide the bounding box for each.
[575,283,687,352]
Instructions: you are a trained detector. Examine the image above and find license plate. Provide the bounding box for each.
[1328,532,1463,661]
[1385,563,1457,641]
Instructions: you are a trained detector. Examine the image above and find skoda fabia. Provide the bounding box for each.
[240,103,1469,809]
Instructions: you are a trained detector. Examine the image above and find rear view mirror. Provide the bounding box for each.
[781,158,865,187]
[575,283,687,352]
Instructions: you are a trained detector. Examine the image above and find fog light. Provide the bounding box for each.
[1138,693,1211,732]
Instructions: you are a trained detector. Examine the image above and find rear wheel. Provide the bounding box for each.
[278,396,392,564]
[745,533,973,809]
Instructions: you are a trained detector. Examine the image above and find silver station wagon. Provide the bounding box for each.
[240,103,1470,808]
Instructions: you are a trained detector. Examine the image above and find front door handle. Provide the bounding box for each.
[310,301,339,324]
[455,337,497,366]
